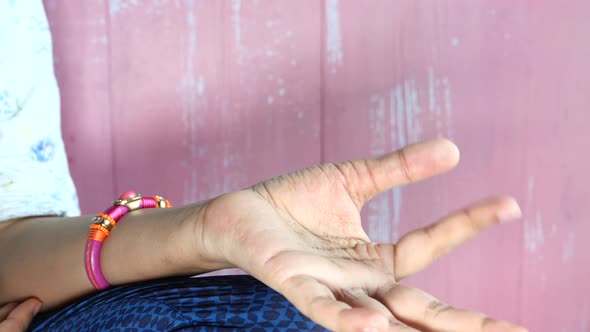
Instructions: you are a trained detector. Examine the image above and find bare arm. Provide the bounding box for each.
[0,203,230,310]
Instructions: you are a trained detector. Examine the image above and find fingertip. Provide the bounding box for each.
[21,298,42,315]
[425,138,460,170]
[495,196,522,223]
[339,308,388,332]
[435,138,460,160]
[33,301,42,316]
[486,320,529,332]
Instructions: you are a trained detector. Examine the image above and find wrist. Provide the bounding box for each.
[179,201,235,273]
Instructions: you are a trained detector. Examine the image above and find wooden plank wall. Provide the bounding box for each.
[44,1,589,330]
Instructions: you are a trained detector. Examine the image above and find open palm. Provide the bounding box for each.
[202,139,526,332]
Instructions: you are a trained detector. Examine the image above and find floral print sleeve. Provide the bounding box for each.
[0,1,80,221]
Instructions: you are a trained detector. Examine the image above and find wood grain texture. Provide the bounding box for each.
[45,0,588,330]
[45,0,116,214]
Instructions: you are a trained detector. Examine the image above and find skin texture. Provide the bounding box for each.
[0,139,527,331]
[0,299,40,332]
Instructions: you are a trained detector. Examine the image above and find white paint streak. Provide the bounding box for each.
[267,96,274,104]
[561,232,575,263]
[528,175,535,201]
[404,82,415,144]
[428,67,436,112]
[427,66,451,137]
[181,0,198,202]
[92,36,109,45]
[451,37,460,46]
[278,88,286,96]
[369,94,386,154]
[389,88,396,144]
[387,89,402,241]
[371,72,454,241]
[109,0,138,16]
[442,78,453,138]
[404,80,422,143]
[394,86,406,147]
[525,211,544,253]
[232,0,242,52]
[367,95,391,242]
[326,0,343,65]
[197,75,205,96]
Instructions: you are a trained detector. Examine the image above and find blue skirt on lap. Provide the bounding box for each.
[30,275,327,332]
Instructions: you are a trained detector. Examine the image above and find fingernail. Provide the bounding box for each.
[497,201,522,223]
[33,303,41,316]
[362,328,378,332]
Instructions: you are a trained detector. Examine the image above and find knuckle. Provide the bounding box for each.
[396,148,414,183]
[424,299,450,321]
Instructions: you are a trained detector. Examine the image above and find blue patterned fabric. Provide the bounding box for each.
[30,275,327,331]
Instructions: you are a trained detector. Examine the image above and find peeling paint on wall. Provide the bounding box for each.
[404,80,422,143]
[326,0,343,65]
[365,70,454,241]
[442,78,453,138]
[561,232,575,264]
[427,67,453,138]
[180,0,198,202]
[197,75,205,96]
[393,86,406,147]
[232,0,242,52]
[109,0,138,16]
[368,94,392,242]
[525,211,544,253]
[390,79,423,147]
[524,175,545,255]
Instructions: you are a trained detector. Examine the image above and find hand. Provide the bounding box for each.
[198,139,526,332]
[0,299,41,332]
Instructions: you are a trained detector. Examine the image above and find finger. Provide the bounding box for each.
[378,284,527,332]
[394,196,522,280]
[0,303,18,321]
[0,298,41,332]
[335,139,460,207]
[280,275,390,332]
[339,288,420,332]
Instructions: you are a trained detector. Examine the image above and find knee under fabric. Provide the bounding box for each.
[30,275,328,331]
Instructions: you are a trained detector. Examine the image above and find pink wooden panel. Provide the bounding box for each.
[45,0,589,330]
[522,2,590,331]
[45,0,116,213]
[323,0,529,325]
[106,1,321,206]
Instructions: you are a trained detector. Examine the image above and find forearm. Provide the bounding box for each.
[0,202,230,310]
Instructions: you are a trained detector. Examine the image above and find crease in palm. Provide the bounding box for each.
[204,139,526,332]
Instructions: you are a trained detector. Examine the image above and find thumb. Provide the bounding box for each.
[0,298,41,332]
[336,139,460,207]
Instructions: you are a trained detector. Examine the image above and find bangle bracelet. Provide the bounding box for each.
[84,191,171,290]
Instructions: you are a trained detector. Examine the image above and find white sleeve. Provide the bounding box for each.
[0,1,80,221]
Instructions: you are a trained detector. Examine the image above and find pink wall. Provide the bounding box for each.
[44,1,589,330]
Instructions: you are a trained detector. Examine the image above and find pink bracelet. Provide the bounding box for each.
[84,191,171,290]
